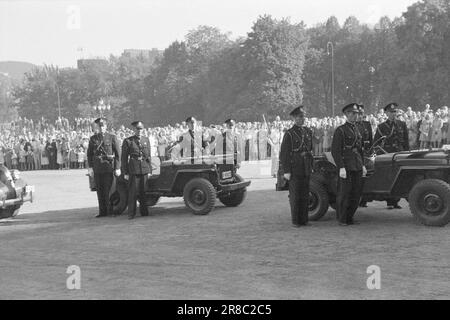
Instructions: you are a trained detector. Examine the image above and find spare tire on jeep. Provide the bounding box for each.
[110,177,128,216]
[183,178,216,215]
[308,179,330,221]
[408,179,450,227]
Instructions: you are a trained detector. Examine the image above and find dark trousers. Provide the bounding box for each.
[288,174,310,225]
[94,172,114,216]
[128,174,149,217]
[336,170,363,224]
[386,198,401,207]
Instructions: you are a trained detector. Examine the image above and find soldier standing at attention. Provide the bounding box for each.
[374,103,410,209]
[279,106,314,228]
[87,117,121,218]
[356,104,373,208]
[331,104,367,226]
[121,121,153,220]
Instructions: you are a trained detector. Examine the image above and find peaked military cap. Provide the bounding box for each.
[289,106,306,117]
[185,116,197,123]
[384,102,399,113]
[94,117,107,125]
[342,103,360,114]
[131,121,144,129]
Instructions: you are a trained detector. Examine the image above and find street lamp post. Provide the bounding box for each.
[327,41,335,117]
[93,99,111,118]
[56,83,61,118]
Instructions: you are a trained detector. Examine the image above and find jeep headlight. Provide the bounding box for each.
[222,171,232,179]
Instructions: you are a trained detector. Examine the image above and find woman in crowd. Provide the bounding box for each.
[430,110,444,148]
[41,139,49,170]
[419,113,431,149]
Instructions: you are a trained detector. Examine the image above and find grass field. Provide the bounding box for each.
[0,163,449,299]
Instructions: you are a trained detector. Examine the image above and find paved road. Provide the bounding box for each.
[0,164,449,299]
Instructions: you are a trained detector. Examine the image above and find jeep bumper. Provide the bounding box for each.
[219,181,251,193]
[1,185,34,209]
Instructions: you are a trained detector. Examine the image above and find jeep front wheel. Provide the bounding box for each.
[0,205,20,219]
[308,180,329,221]
[219,174,247,207]
[183,178,217,215]
[409,179,450,227]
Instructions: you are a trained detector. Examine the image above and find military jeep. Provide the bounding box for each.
[277,138,450,227]
[89,154,250,216]
[0,164,35,219]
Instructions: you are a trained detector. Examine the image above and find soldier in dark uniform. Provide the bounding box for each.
[87,117,121,218]
[356,104,373,208]
[279,106,314,227]
[374,103,410,209]
[222,119,239,166]
[331,103,367,226]
[121,121,152,220]
[356,104,373,155]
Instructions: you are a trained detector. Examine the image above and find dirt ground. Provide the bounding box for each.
[0,162,449,300]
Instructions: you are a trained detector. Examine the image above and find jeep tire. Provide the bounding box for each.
[309,180,329,221]
[409,179,450,227]
[0,205,20,219]
[219,174,247,207]
[183,178,216,215]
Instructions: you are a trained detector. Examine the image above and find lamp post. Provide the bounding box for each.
[93,99,111,117]
[54,69,62,118]
[327,41,335,117]
[368,66,375,111]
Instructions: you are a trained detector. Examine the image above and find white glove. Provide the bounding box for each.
[114,169,121,177]
[362,166,367,177]
[88,168,94,177]
[124,174,129,181]
[339,168,347,179]
[283,173,291,181]
[147,173,152,178]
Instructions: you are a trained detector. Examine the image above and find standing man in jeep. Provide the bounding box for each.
[222,119,240,166]
[87,117,121,218]
[374,103,410,209]
[331,104,367,226]
[175,117,215,163]
[356,104,373,155]
[121,121,152,220]
[279,106,314,228]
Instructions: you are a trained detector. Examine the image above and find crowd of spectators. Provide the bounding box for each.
[1,104,450,175]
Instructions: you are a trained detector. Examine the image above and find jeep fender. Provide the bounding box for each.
[171,170,218,194]
[390,167,450,197]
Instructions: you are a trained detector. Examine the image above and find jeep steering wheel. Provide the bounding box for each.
[368,136,388,155]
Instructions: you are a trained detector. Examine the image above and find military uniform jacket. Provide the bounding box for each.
[222,129,239,164]
[356,120,373,153]
[121,135,152,175]
[87,132,121,174]
[331,122,364,172]
[178,130,214,158]
[374,119,409,153]
[279,125,313,176]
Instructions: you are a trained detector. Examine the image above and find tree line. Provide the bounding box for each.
[8,0,450,126]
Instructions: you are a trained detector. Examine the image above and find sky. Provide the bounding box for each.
[0,0,418,67]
